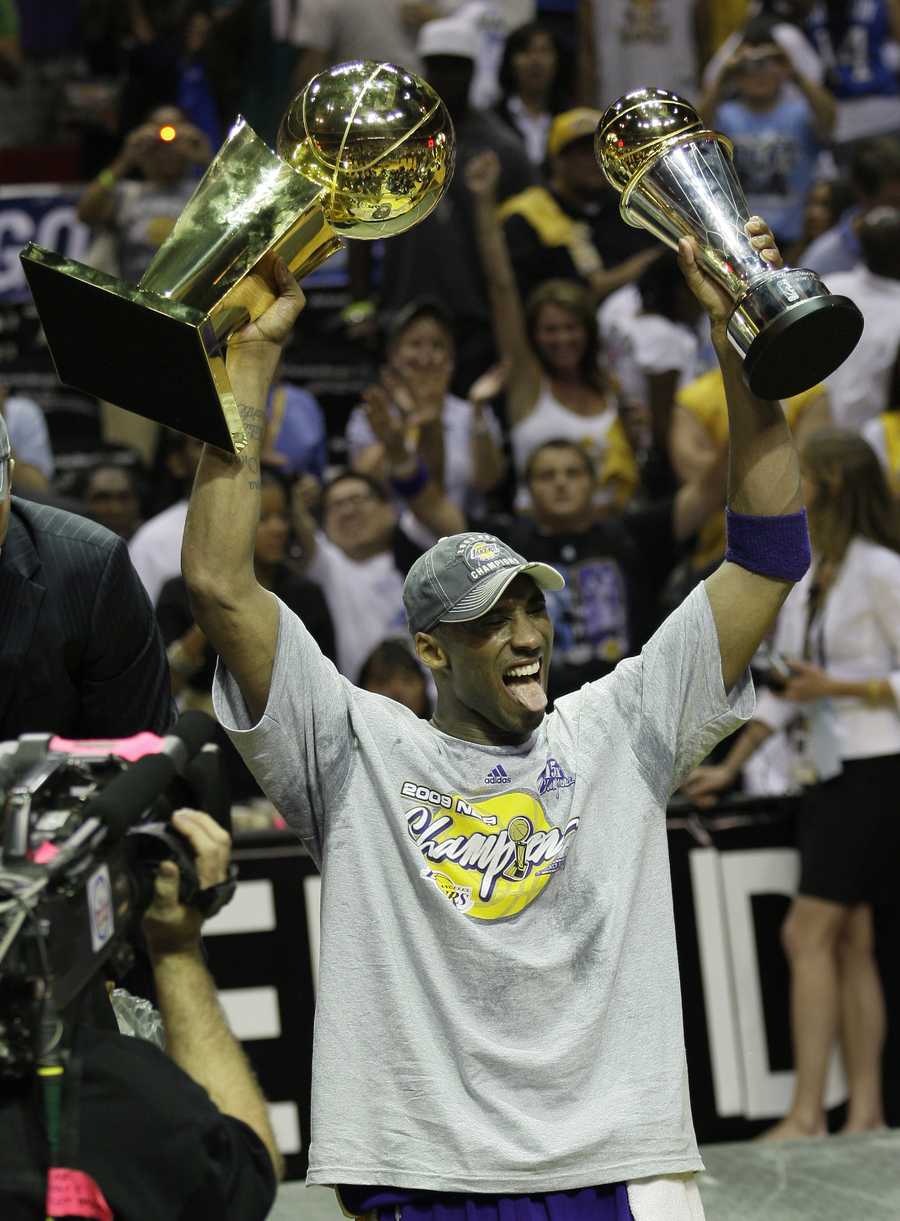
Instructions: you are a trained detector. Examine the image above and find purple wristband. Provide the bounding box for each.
[724,507,811,582]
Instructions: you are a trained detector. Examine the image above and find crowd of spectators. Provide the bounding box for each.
[3,0,900,1153]
[0,0,898,749]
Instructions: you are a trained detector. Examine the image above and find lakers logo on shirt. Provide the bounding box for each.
[406,789,579,921]
[421,870,474,913]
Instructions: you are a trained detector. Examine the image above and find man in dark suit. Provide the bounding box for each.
[0,416,173,740]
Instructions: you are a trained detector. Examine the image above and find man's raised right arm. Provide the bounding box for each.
[182,261,305,724]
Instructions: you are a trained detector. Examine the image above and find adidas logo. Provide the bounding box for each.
[484,764,511,785]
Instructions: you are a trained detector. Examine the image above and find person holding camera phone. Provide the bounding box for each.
[698,19,836,253]
[683,429,900,1141]
[77,104,212,461]
[77,105,211,287]
[0,808,281,1221]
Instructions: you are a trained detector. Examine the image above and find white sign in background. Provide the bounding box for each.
[690,846,846,1120]
[0,184,90,301]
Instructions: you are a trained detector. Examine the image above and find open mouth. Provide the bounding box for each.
[502,658,547,714]
[503,658,541,684]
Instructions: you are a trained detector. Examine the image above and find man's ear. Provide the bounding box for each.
[415,629,449,674]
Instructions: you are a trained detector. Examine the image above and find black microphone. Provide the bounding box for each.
[79,753,176,846]
[183,744,231,835]
[160,711,217,775]
[79,712,219,844]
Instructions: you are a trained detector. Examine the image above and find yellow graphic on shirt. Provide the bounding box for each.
[406,788,579,921]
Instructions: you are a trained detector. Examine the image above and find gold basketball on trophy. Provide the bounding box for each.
[277,60,454,239]
[595,87,704,193]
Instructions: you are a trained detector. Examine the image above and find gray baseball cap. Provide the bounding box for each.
[403,532,565,635]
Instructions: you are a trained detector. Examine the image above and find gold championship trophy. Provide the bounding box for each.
[20,62,454,452]
[503,815,533,882]
[596,88,863,400]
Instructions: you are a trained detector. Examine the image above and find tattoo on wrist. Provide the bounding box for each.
[239,454,260,489]
[238,402,266,442]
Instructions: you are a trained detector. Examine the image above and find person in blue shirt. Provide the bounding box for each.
[805,0,900,145]
[701,20,836,246]
[802,134,900,272]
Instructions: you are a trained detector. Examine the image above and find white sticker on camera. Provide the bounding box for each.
[87,864,114,952]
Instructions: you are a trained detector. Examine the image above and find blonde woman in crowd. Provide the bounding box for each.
[684,430,900,1139]
[466,148,639,510]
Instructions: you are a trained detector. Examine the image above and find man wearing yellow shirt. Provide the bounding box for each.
[499,109,659,305]
[670,367,830,572]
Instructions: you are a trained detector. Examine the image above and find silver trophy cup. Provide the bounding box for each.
[595,88,863,400]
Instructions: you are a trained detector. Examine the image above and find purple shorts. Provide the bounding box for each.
[337,1184,635,1221]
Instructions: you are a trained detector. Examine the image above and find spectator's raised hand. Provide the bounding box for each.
[467,360,509,407]
[175,120,213,166]
[290,474,322,559]
[719,45,748,83]
[382,367,442,428]
[292,472,322,513]
[465,149,502,202]
[363,382,410,467]
[119,123,160,171]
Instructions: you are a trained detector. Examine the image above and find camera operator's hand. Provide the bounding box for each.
[143,809,231,957]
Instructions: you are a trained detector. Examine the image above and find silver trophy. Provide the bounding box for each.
[595,88,863,400]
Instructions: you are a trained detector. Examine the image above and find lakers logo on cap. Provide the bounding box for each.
[466,539,501,564]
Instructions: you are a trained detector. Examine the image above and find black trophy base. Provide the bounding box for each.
[743,293,864,402]
[20,244,242,452]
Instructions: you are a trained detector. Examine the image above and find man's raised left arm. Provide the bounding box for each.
[677,221,808,692]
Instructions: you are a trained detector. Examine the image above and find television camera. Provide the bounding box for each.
[0,711,235,1079]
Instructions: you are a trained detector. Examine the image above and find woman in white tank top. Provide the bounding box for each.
[466,150,639,509]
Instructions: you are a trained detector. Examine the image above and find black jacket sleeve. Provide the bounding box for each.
[79,537,175,735]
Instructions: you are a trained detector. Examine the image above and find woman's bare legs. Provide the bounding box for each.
[761,894,849,1140]
[837,903,886,1133]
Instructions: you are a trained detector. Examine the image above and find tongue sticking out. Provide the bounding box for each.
[506,677,547,714]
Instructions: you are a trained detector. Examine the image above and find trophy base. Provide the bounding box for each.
[21,244,246,452]
[727,270,864,401]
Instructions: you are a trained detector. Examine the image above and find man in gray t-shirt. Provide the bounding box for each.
[184,220,809,1217]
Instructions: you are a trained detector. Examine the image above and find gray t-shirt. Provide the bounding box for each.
[214,583,754,1192]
